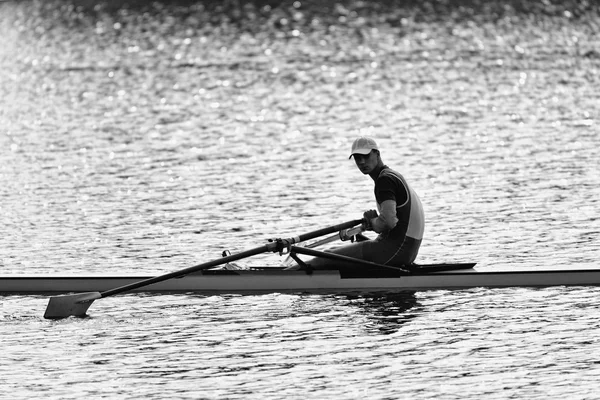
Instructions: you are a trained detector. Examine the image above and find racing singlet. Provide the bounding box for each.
[374,166,425,241]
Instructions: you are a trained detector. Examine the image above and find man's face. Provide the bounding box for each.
[353,151,378,175]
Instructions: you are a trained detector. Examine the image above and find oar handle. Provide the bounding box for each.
[339,225,365,241]
[292,219,363,243]
[100,219,364,298]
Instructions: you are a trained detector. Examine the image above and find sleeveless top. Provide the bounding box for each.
[374,166,425,240]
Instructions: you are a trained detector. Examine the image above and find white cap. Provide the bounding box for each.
[349,137,379,159]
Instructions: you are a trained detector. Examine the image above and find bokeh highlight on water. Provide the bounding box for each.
[1,0,600,398]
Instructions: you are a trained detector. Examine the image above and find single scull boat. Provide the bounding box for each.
[5,263,600,294]
[33,220,599,319]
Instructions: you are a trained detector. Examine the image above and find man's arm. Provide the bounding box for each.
[369,200,398,233]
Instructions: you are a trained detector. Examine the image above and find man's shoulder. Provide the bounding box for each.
[377,166,405,182]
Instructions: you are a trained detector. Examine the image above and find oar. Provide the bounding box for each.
[43,219,363,319]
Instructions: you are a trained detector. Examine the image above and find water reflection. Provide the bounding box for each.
[341,291,419,334]
[183,290,419,335]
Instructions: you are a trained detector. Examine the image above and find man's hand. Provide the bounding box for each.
[362,209,378,230]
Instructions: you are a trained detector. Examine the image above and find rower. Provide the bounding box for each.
[308,136,425,269]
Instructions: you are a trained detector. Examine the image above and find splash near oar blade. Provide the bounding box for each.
[44,292,102,319]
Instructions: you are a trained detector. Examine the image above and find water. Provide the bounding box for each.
[1,0,600,398]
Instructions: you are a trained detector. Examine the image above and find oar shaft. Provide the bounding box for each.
[305,234,340,249]
[100,245,269,298]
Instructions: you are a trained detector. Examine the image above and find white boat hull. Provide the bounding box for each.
[3,266,600,294]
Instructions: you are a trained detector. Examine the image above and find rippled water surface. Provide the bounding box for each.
[1,0,600,398]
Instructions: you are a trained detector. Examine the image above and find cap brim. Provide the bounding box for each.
[348,148,373,159]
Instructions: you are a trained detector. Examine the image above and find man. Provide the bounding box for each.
[309,136,424,269]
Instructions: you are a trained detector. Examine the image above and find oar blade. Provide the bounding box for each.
[44,292,102,320]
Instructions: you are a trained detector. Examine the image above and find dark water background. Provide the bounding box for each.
[1,0,600,398]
